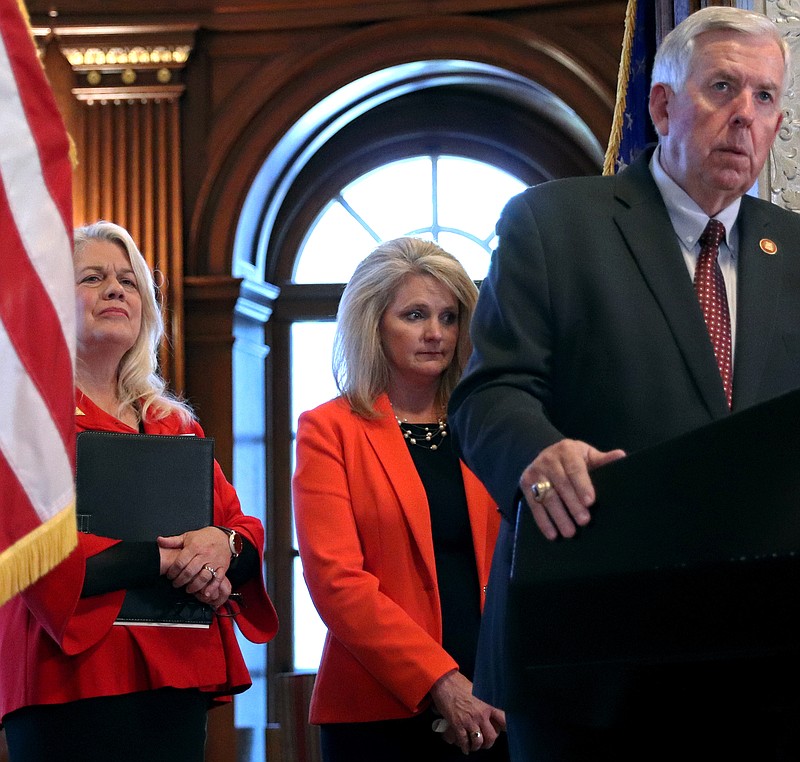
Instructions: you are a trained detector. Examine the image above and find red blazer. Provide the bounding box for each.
[292,394,500,724]
[0,391,278,722]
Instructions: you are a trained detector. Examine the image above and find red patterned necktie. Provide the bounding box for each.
[695,219,732,408]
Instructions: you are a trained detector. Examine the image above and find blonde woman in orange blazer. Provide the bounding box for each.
[293,238,507,762]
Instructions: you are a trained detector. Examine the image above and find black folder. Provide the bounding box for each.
[76,431,215,627]
[509,387,800,670]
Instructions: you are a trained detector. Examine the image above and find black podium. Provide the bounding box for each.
[508,387,800,675]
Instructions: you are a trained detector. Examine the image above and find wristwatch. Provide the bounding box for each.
[217,526,243,558]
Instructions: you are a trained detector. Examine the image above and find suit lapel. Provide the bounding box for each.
[732,199,784,408]
[362,395,437,579]
[613,154,730,418]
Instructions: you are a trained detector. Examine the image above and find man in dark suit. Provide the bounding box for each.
[448,6,800,761]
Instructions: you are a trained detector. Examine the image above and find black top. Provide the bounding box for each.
[405,425,481,680]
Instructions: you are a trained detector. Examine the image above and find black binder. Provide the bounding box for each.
[76,430,215,628]
[508,387,800,671]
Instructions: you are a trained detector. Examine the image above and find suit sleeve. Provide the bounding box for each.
[293,408,458,713]
[448,191,565,518]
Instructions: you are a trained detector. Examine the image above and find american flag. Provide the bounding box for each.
[0,0,77,605]
[603,0,658,175]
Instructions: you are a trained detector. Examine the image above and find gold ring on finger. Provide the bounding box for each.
[531,480,553,503]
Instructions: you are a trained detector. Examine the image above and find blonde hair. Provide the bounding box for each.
[333,237,478,418]
[73,221,194,426]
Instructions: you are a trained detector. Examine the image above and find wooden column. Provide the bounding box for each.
[44,29,195,393]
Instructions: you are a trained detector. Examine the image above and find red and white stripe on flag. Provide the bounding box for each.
[0,0,77,605]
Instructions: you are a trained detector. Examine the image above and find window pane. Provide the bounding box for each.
[294,201,379,284]
[294,154,526,284]
[293,556,328,671]
[434,232,492,282]
[342,157,433,242]
[291,321,339,429]
[291,321,338,670]
[437,156,526,239]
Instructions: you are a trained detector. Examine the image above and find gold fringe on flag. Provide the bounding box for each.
[603,0,638,176]
[15,0,29,24]
[0,503,78,606]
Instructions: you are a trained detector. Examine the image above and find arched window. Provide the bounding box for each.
[295,155,526,284]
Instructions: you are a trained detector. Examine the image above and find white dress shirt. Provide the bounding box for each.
[650,146,739,363]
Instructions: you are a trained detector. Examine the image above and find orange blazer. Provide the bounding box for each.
[292,393,500,724]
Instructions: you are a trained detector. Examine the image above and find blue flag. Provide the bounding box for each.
[604,0,658,174]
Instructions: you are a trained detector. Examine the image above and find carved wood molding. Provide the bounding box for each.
[765,1,800,210]
[33,26,196,100]
[28,1,609,32]
[40,25,195,389]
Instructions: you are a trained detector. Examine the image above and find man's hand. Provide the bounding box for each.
[519,438,626,540]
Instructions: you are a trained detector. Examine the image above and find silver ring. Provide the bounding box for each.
[203,564,218,579]
[531,480,553,503]
[471,730,482,739]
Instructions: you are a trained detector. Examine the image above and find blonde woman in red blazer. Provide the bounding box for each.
[0,222,277,762]
[293,238,507,761]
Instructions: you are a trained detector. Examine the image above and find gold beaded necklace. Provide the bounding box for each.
[394,415,448,451]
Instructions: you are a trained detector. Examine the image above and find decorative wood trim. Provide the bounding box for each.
[35,26,195,102]
[764,0,800,211]
[183,275,243,473]
[69,92,188,390]
[189,11,620,275]
[29,1,620,33]
[72,85,186,102]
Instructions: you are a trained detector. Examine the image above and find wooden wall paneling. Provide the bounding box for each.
[114,101,127,223]
[142,100,156,280]
[61,23,195,389]
[100,104,114,220]
[274,672,321,762]
[157,101,169,266]
[28,0,614,33]
[84,105,100,222]
[156,100,171,379]
[72,104,86,225]
[183,274,240,474]
[186,9,622,277]
[73,101,86,223]
[70,65,190,388]
[207,703,238,762]
[169,101,187,389]
[41,40,82,222]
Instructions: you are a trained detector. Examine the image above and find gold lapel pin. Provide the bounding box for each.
[759,238,778,255]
